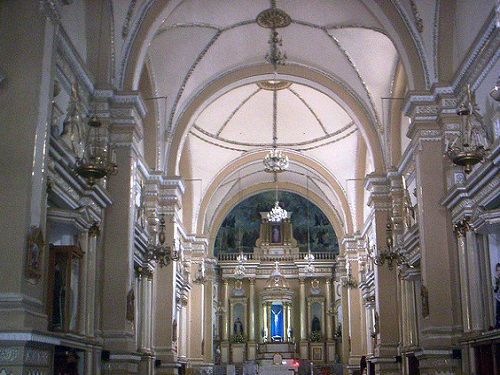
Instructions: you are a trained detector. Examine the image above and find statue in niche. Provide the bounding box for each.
[271,225,281,243]
[233,317,244,335]
[61,81,85,158]
[311,316,321,332]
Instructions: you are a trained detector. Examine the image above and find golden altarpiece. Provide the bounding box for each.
[216,212,339,369]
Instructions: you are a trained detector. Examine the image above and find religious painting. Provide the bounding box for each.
[214,191,338,255]
[25,226,45,282]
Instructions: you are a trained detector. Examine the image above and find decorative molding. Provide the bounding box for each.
[24,348,50,366]
[409,1,424,33]
[122,0,138,38]
[0,348,19,363]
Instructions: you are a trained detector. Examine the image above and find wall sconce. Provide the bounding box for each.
[146,214,179,267]
[369,221,411,270]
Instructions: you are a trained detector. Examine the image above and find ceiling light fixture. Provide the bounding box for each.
[259,1,290,174]
[303,176,315,276]
[446,84,491,174]
[267,173,287,223]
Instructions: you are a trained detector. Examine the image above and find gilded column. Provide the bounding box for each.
[247,278,257,359]
[222,280,230,341]
[299,278,308,358]
[325,280,333,340]
[249,278,256,341]
[299,279,306,340]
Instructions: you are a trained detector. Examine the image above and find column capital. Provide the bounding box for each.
[364,173,391,210]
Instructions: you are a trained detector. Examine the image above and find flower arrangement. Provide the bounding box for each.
[231,333,246,344]
[310,330,322,342]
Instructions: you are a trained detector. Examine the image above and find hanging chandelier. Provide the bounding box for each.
[446,84,491,174]
[233,176,248,278]
[146,214,179,267]
[259,3,290,174]
[303,176,315,276]
[74,115,118,185]
[267,200,288,222]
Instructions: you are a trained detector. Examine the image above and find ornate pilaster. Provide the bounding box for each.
[364,174,400,375]
[153,178,185,375]
[405,101,462,374]
[101,93,145,374]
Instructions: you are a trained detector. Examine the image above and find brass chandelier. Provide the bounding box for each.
[233,176,248,278]
[259,2,290,174]
[75,115,118,185]
[146,214,179,267]
[369,220,410,270]
[446,84,491,174]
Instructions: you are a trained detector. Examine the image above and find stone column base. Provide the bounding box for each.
[371,356,400,375]
[221,341,230,364]
[139,353,154,375]
[326,341,336,363]
[154,360,180,375]
[299,341,309,359]
[416,350,460,375]
[247,341,256,360]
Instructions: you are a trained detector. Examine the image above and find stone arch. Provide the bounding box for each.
[207,181,346,257]
[196,150,354,238]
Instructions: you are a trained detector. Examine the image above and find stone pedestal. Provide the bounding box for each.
[231,343,245,364]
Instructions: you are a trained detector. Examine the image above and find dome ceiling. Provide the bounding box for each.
[192,82,355,149]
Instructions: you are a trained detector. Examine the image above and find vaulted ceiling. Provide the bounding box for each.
[113,0,437,239]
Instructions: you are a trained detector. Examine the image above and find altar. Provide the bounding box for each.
[216,209,339,365]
